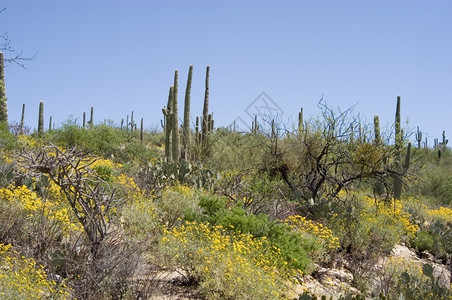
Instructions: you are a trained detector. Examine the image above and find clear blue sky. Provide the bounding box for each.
[1,0,451,144]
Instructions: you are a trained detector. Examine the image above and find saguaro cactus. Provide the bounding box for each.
[373,115,381,146]
[162,86,174,160]
[89,106,94,129]
[38,101,44,135]
[415,126,423,148]
[183,65,193,160]
[201,66,210,147]
[20,103,25,134]
[0,52,7,124]
[373,115,385,196]
[140,118,144,143]
[393,96,403,199]
[298,107,303,136]
[172,70,180,161]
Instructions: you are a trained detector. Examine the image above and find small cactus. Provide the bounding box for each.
[38,101,44,135]
[90,106,94,129]
[415,126,422,148]
[298,107,304,136]
[20,103,25,134]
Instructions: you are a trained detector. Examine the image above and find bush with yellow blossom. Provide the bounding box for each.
[0,243,69,299]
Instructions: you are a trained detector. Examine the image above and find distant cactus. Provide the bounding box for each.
[162,86,173,160]
[208,113,213,132]
[373,115,385,196]
[140,118,144,143]
[38,101,44,135]
[298,107,303,136]
[172,70,180,161]
[90,106,94,129]
[201,66,210,147]
[183,65,193,160]
[374,115,381,146]
[415,126,423,148]
[393,96,403,199]
[20,103,25,134]
[0,52,7,124]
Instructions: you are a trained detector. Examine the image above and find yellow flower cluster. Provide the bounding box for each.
[426,206,452,224]
[362,196,419,238]
[285,215,340,250]
[90,158,123,170]
[160,222,289,299]
[0,244,69,299]
[0,184,82,235]
[166,184,195,198]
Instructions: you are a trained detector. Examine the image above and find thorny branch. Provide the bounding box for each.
[14,143,124,256]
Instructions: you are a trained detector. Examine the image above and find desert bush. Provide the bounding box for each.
[188,194,325,273]
[0,243,69,299]
[159,221,291,300]
[410,152,452,206]
[390,263,451,299]
[325,193,419,293]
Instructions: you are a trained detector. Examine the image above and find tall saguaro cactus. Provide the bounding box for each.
[89,106,94,129]
[373,115,381,146]
[162,86,174,160]
[38,101,44,135]
[0,52,7,124]
[20,103,25,134]
[183,65,193,160]
[172,70,180,161]
[201,66,210,147]
[393,96,403,199]
[373,115,385,196]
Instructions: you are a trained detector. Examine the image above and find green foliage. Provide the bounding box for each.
[159,221,289,300]
[391,263,451,299]
[413,230,435,252]
[0,122,15,150]
[189,194,320,273]
[0,244,69,299]
[47,122,159,165]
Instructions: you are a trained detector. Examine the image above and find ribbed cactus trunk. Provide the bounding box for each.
[172,70,180,161]
[373,115,381,146]
[415,126,422,148]
[140,118,144,143]
[298,107,303,136]
[373,115,385,196]
[201,66,210,148]
[183,65,193,160]
[162,86,173,160]
[90,106,94,129]
[0,52,7,124]
[393,96,403,199]
[38,101,44,135]
[20,103,25,134]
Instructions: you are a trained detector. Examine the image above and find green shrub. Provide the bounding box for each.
[413,230,435,252]
[189,194,320,273]
[159,221,290,300]
[0,243,69,299]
